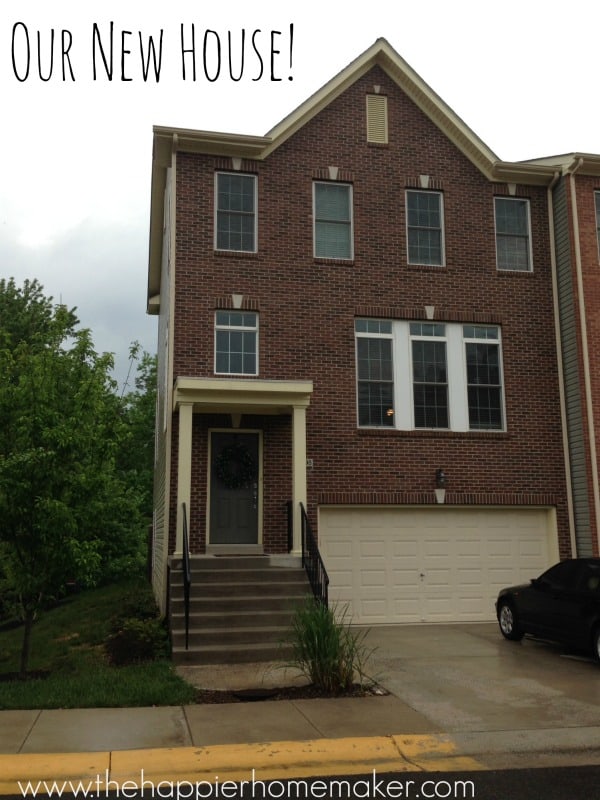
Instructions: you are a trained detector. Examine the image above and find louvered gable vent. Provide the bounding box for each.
[366,94,388,144]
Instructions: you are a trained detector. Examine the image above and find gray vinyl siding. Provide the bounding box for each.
[553,178,592,555]
[151,167,173,614]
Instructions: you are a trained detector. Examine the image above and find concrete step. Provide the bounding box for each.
[170,610,296,629]
[168,559,311,664]
[170,581,309,599]
[171,556,297,571]
[170,594,308,614]
[172,641,294,665]
[170,625,290,648]
[170,568,305,585]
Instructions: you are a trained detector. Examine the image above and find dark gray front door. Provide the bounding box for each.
[210,431,259,545]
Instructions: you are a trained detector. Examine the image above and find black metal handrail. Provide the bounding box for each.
[300,502,329,606]
[181,502,192,650]
[286,500,293,553]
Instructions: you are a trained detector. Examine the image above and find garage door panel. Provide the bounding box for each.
[319,506,556,624]
[359,540,387,558]
[390,569,421,589]
[361,570,386,588]
[391,540,419,557]
[456,568,483,585]
[323,539,353,558]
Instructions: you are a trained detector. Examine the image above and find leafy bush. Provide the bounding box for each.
[109,589,161,633]
[105,617,170,666]
[285,599,374,694]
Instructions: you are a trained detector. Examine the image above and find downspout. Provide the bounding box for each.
[547,170,577,556]
[568,157,600,555]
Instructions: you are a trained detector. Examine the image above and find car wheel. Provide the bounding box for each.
[497,601,524,641]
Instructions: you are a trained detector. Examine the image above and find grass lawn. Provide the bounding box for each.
[0,579,197,710]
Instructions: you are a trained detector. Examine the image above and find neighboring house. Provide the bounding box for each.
[147,38,581,656]
[523,153,600,559]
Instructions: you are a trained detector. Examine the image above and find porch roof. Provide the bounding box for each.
[173,377,313,415]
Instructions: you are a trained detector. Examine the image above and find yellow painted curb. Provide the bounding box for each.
[393,735,485,772]
[0,735,486,794]
[111,736,414,782]
[0,752,110,796]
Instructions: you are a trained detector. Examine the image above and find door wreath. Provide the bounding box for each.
[214,443,256,489]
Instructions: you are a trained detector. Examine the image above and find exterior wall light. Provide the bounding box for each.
[435,467,446,504]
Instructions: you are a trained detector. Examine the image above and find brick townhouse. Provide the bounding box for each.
[146,38,591,662]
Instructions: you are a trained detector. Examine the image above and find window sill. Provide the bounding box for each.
[214,249,259,259]
[496,267,534,275]
[314,257,355,266]
[357,427,508,439]
[407,263,446,271]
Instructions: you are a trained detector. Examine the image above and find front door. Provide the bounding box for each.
[209,431,259,545]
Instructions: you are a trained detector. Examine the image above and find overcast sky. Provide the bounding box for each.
[1,0,598,390]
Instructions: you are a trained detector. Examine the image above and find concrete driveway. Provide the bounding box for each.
[364,623,600,733]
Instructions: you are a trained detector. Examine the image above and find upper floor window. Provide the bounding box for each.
[463,325,503,430]
[215,173,257,252]
[215,311,258,375]
[595,191,600,261]
[314,182,353,259]
[355,319,504,432]
[410,323,448,428]
[355,319,394,427]
[406,190,444,266]
[494,197,532,272]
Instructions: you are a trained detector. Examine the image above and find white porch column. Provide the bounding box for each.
[291,404,308,554]
[175,402,193,555]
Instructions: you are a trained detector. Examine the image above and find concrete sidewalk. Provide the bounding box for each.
[3,623,600,792]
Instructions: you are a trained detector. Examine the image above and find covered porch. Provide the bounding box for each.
[173,377,313,556]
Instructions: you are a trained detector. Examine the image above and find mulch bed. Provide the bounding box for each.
[194,683,388,704]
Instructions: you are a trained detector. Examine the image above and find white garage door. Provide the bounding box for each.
[319,506,558,624]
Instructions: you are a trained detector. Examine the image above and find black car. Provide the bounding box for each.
[496,558,600,659]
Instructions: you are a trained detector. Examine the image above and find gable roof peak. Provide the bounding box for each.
[263,37,500,174]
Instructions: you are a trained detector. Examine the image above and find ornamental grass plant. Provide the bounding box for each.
[285,598,375,695]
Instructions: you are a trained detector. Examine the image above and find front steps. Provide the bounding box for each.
[169,555,312,664]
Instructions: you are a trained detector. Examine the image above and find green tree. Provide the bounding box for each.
[0,279,145,676]
[118,345,157,521]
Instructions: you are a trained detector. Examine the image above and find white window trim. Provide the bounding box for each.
[405,189,446,267]
[356,320,505,432]
[214,172,258,253]
[313,181,354,260]
[214,311,259,377]
[494,196,533,273]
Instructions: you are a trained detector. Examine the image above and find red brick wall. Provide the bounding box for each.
[170,65,570,556]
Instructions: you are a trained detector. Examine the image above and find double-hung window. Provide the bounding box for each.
[464,325,503,430]
[215,311,258,375]
[355,320,504,431]
[410,323,448,428]
[406,190,444,266]
[314,182,353,259]
[355,319,394,427]
[595,191,600,261]
[215,172,257,252]
[494,197,532,271]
